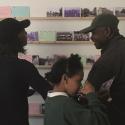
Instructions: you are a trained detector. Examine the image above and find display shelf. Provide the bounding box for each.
[35,64,92,70]
[15,17,94,20]
[28,41,93,44]
[118,17,125,20]
[29,114,44,117]
[16,17,125,20]
[28,41,55,44]
[0,16,125,20]
[55,41,93,44]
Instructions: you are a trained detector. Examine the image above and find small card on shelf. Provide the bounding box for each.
[28,103,42,116]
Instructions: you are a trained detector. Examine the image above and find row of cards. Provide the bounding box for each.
[27,31,90,43]
[47,7,125,17]
[0,6,30,18]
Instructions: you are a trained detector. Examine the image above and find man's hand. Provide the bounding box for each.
[80,81,95,94]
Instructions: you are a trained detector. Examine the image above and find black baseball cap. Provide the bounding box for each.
[0,18,30,41]
[80,14,119,33]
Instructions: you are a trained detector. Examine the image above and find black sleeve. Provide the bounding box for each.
[27,64,52,99]
[87,50,120,90]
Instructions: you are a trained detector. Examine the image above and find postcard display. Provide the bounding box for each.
[25,7,102,73]
[25,6,125,71]
[1,5,125,124]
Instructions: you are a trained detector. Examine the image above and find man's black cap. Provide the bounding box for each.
[0,18,30,42]
[80,14,119,33]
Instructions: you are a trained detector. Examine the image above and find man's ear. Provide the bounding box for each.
[105,27,112,39]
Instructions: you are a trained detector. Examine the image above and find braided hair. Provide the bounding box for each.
[45,54,83,85]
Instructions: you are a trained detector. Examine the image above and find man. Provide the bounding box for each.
[80,14,125,125]
[0,18,52,125]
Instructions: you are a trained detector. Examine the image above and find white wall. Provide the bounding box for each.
[0,0,125,16]
[1,0,125,125]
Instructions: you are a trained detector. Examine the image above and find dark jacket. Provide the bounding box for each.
[87,35,125,125]
[0,56,52,125]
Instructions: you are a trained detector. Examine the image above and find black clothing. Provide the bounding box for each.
[0,56,52,125]
[87,35,125,125]
[27,89,35,97]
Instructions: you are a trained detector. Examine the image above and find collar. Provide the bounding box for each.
[47,91,69,97]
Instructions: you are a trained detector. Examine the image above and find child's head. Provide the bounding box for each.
[45,54,84,95]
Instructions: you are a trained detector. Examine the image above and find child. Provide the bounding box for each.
[44,54,110,125]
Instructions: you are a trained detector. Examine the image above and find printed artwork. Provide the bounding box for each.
[81,7,97,17]
[0,6,11,18]
[38,31,56,42]
[64,7,81,17]
[11,6,30,17]
[27,32,39,43]
[46,7,63,17]
[74,32,90,41]
[115,7,125,17]
[97,7,114,15]
[56,32,73,41]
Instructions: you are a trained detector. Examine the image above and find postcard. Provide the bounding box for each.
[115,7,125,17]
[0,6,11,18]
[64,7,81,17]
[11,6,30,17]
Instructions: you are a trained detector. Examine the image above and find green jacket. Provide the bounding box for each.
[44,93,110,125]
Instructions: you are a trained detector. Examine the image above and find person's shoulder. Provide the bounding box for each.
[115,35,125,46]
[18,58,33,65]
[120,37,125,46]
[116,35,125,52]
[18,58,36,69]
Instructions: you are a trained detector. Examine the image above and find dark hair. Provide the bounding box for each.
[45,54,83,85]
[110,27,119,36]
[0,37,26,55]
[105,27,119,41]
